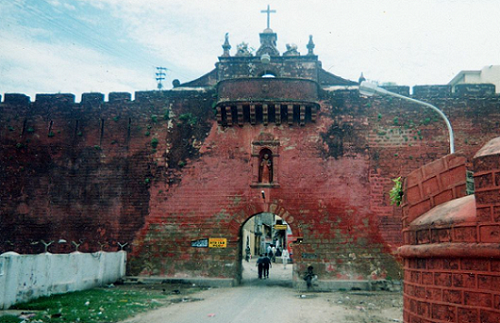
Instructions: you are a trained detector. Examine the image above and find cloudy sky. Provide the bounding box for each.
[1,0,499,101]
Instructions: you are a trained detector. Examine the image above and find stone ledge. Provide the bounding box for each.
[398,242,500,258]
[293,279,402,292]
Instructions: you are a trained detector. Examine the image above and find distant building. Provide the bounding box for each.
[449,65,500,93]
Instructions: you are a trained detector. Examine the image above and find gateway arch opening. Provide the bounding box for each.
[239,212,295,286]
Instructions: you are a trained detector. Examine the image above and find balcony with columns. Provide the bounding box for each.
[215,77,320,127]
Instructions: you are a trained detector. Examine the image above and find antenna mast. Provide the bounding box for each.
[156,67,167,90]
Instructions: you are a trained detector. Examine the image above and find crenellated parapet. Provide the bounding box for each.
[0,88,216,105]
[2,93,30,106]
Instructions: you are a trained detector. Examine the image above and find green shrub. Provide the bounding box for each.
[389,177,403,206]
[179,113,197,126]
[151,138,159,148]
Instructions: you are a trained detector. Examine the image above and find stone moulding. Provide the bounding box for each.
[398,242,500,258]
[216,77,320,102]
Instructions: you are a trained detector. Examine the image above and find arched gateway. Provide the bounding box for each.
[127,24,402,290]
[4,6,500,297]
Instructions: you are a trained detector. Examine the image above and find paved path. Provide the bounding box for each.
[241,257,293,286]
[122,285,346,323]
[121,259,403,323]
[120,259,335,323]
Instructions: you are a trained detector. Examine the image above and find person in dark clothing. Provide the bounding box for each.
[262,253,272,278]
[256,254,264,279]
[245,246,251,262]
[304,265,317,289]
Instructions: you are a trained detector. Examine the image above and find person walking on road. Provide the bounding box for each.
[262,253,272,278]
[281,248,289,269]
[245,246,251,262]
[256,254,264,279]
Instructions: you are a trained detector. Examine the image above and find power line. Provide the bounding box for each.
[13,1,157,71]
[10,1,195,85]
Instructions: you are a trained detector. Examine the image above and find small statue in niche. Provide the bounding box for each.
[259,153,273,183]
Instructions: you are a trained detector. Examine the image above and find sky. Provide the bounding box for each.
[1,0,500,101]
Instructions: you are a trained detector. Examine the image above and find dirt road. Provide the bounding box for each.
[121,260,402,323]
[121,285,402,323]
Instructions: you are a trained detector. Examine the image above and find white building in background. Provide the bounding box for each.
[449,65,500,93]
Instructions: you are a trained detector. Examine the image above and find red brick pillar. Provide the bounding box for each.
[474,137,500,232]
[401,154,467,230]
[399,141,500,323]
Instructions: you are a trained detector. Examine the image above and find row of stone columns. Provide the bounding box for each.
[216,103,317,126]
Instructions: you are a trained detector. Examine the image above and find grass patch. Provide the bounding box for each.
[8,286,169,323]
[0,316,22,323]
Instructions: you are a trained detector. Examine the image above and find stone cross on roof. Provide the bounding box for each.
[261,5,276,30]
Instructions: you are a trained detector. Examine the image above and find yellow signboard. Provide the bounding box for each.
[209,238,227,248]
[273,224,287,230]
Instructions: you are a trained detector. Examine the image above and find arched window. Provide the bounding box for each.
[261,73,276,78]
[258,70,277,78]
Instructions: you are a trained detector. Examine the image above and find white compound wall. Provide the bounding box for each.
[0,251,126,309]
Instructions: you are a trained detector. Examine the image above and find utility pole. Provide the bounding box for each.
[156,67,167,90]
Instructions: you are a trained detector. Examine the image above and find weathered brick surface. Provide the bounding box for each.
[0,90,213,254]
[401,154,468,227]
[400,136,500,323]
[2,87,500,285]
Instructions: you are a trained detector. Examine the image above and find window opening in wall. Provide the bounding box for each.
[243,105,251,123]
[220,106,227,123]
[281,105,288,122]
[305,106,312,123]
[266,105,275,123]
[256,105,263,123]
[231,106,238,125]
[293,105,300,123]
